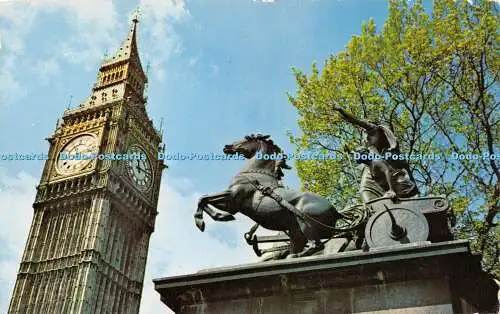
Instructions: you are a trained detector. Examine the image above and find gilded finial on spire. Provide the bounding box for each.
[131,7,141,24]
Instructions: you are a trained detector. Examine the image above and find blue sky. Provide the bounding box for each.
[0,0,409,313]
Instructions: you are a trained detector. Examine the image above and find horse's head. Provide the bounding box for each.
[223,133,291,178]
[223,133,273,158]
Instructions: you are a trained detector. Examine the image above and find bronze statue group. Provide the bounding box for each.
[193,104,427,259]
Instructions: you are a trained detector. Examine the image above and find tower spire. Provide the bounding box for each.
[90,9,148,105]
[101,9,141,67]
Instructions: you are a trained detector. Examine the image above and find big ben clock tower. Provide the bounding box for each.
[8,14,166,314]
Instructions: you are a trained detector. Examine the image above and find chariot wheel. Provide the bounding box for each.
[364,206,429,248]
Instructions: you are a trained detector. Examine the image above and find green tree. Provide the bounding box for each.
[288,0,499,277]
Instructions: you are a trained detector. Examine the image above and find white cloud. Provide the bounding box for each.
[0,61,26,104]
[41,0,120,70]
[34,57,61,85]
[138,0,190,81]
[0,1,118,103]
[0,169,38,312]
[188,53,201,67]
[0,3,36,104]
[0,0,190,103]
[140,175,257,313]
[0,170,258,314]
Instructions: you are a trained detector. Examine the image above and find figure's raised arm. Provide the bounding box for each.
[332,104,375,130]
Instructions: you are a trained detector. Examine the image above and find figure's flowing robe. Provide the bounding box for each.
[360,165,386,203]
[359,164,418,203]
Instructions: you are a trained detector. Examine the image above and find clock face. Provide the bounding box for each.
[126,145,153,191]
[56,134,98,175]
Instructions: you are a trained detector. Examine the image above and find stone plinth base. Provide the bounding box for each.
[153,240,498,314]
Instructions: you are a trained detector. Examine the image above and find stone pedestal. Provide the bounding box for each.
[154,240,498,314]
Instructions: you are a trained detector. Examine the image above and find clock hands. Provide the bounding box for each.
[135,159,141,172]
[134,160,151,174]
[125,146,153,190]
[132,160,152,186]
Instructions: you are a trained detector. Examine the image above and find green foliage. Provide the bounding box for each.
[289,0,499,277]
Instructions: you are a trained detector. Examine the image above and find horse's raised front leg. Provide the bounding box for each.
[194,191,235,232]
[194,206,206,232]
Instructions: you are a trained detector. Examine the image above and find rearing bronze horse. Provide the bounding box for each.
[194,133,343,257]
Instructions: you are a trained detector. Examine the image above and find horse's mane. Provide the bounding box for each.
[244,133,282,153]
[245,133,291,178]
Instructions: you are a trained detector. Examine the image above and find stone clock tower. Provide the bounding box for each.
[8,15,166,314]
